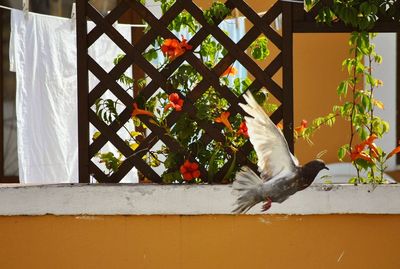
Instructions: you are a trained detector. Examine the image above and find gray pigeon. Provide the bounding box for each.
[232,91,329,213]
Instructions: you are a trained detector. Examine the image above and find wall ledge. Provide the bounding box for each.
[0,183,399,215]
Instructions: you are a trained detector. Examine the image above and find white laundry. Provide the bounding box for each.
[10,9,138,184]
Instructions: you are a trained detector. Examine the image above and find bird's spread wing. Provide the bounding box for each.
[239,91,299,181]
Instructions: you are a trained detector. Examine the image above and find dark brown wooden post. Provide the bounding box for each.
[282,1,294,153]
[0,8,4,180]
[77,0,90,183]
[0,9,18,183]
[397,32,400,165]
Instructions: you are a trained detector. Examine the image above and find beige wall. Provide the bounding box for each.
[1,215,400,268]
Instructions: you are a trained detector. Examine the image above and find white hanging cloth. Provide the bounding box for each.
[10,9,138,184]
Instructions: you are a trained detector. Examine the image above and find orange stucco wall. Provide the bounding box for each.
[1,215,400,268]
[294,33,350,164]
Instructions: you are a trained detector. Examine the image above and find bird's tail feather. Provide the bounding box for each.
[232,166,264,214]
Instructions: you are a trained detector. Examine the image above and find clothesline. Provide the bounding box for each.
[0,4,57,20]
[0,0,302,29]
[0,4,147,28]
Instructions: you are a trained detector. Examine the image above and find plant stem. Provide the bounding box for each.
[368,48,376,181]
[349,37,360,181]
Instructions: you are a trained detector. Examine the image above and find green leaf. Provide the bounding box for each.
[162,171,182,184]
[92,131,101,141]
[381,121,390,134]
[358,127,369,141]
[338,146,347,161]
[348,177,358,184]
[337,80,349,97]
[355,158,373,170]
[361,95,371,111]
[365,74,375,86]
[164,152,181,170]
[254,91,266,104]
[223,152,236,182]
[113,54,125,65]
[203,2,231,25]
[374,55,383,64]
[249,37,269,60]
[208,149,219,180]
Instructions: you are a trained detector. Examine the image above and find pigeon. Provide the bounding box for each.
[232,91,329,214]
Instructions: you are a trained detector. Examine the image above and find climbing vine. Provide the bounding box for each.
[93,0,272,183]
[300,0,400,184]
[93,0,400,184]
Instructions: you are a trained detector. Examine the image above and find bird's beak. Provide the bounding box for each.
[324,166,329,170]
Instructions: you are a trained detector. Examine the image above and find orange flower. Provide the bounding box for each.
[350,143,366,161]
[237,121,249,138]
[161,37,192,61]
[365,134,379,157]
[365,134,378,145]
[180,160,200,181]
[221,66,238,77]
[350,151,373,163]
[295,119,308,133]
[387,145,400,159]
[132,103,154,118]
[215,111,233,131]
[165,93,184,112]
[349,135,379,163]
[161,39,182,60]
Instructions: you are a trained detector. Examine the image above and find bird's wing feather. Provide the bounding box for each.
[239,91,299,181]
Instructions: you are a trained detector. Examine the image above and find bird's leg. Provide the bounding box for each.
[261,197,272,212]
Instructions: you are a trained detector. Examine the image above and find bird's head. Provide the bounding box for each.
[302,159,329,180]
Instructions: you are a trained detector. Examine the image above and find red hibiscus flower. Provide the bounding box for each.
[161,37,192,61]
[165,93,184,112]
[161,38,182,60]
[180,160,201,181]
[237,121,249,138]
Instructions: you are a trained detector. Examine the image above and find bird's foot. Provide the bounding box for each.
[261,197,272,212]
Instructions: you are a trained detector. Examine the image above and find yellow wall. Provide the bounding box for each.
[1,215,400,269]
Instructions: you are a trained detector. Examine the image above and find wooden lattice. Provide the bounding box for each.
[77,0,294,183]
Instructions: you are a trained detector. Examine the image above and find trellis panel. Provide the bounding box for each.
[77,0,291,183]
